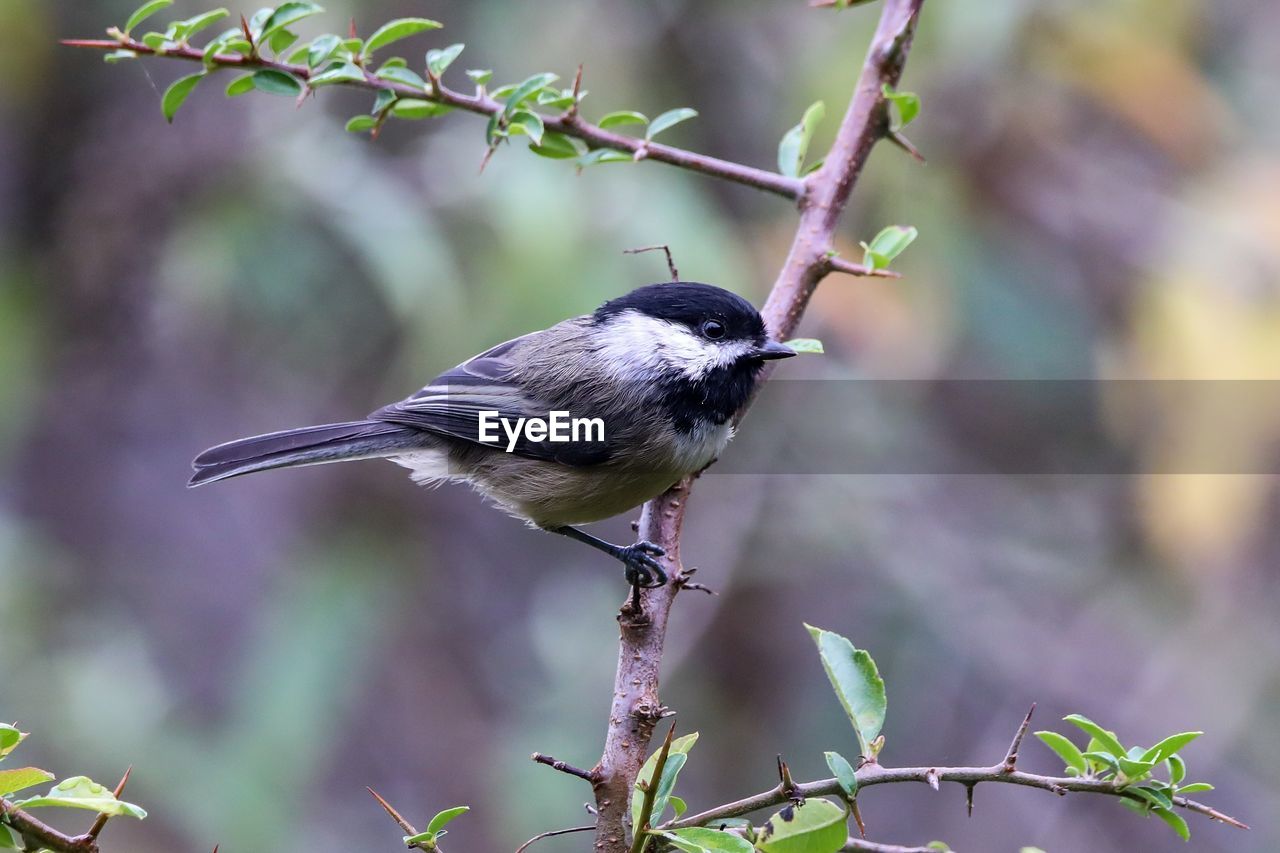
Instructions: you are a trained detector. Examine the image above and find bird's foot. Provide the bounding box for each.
[617,541,667,589]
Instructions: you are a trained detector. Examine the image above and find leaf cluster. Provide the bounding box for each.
[0,723,146,849]
[1035,716,1211,841]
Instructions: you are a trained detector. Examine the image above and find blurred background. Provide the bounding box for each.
[1,0,1277,850]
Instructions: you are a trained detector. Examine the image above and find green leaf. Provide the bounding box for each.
[425,806,468,835]
[466,69,493,86]
[162,72,204,122]
[0,725,23,759]
[670,796,688,819]
[777,100,825,178]
[646,107,698,140]
[268,27,298,54]
[252,69,303,96]
[1063,715,1126,758]
[377,66,428,89]
[823,751,858,799]
[0,767,54,797]
[631,732,699,828]
[503,73,558,116]
[13,777,147,819]
[1175,782,1213,794]
[1034,731,1087,776]
[125,0,173,35]
[1082,751,1120,775]
[1141,732,1202,765]
[757,798,848,853]
[174,8,229,41]
[806,625,886,759]
[783,338,824,355]
[140,32,170,51]
[529,131,585,159]
[308,33,342,67]
[649,828,755,853]
[577,149,632,166]
[389,99,451,120]
[426,43,464,77]
[1132,785,1174,811]
[925,844,952,852]
[345,115,376,133]
[0,825,23,849]
[646,752,688,828]
[1153,807,1191,841]
[362,18,442,59]
[259,2,324,46]
[859,225,918,271]
[309,61,364,86]
[1167,754,1186,785]
[536,88,577,109]
[1117,756,1156,781]
[599,110,648,130]
[508,110,545,145]
[881,84,921,129]
[105,49,138,63]
[226,74,256,97]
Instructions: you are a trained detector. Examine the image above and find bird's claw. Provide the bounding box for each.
[619,541,667,588]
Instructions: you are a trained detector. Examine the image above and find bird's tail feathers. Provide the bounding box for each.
[188,420,419,487]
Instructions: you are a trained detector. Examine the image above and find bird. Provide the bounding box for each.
[189,281,795,588]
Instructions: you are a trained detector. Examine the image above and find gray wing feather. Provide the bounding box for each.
[369,332,613,466]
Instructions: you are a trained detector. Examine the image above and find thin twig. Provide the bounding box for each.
[825,255,902,279]
[61,37,802,200]
[843,840,936,853]
[532,753,595,783]
[667,763,1248,832]
[623,245,680,281]
[514,824,594,853]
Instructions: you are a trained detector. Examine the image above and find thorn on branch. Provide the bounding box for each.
[1002,703,1036,773]
[852,799,867,838]
[886,131,925,163]
[777,755,800,802]
[623,245,680,281]
[367,787,418,836]
[532,752,596,783]
[85,765,133,842]
[965,783,974,817]
[924,768,939,792]
[675,567,716,595]
[567,63,585,121]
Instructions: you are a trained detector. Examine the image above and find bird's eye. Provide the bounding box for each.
[701,319,726,340]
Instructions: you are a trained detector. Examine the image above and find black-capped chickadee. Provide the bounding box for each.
[189,282,795,588]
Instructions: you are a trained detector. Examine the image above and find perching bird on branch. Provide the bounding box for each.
[189,282,795,588]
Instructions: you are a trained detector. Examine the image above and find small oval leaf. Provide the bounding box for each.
[362,18,442,58]
[646,107,698,140]
[162,72,204,122]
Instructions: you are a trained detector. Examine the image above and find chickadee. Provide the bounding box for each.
[189,281,795,588]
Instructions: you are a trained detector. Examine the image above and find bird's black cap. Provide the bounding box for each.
[593,281,767,342]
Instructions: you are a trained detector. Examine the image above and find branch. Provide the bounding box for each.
[666,763,1248,832]
[0,798,98,853]
[62,37,802,200]
[590,2,924,851]
[665,707,1247,836]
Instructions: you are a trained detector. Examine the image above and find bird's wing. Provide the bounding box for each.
[368,333,614,466]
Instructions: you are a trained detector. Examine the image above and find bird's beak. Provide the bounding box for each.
[753,339,797,360]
